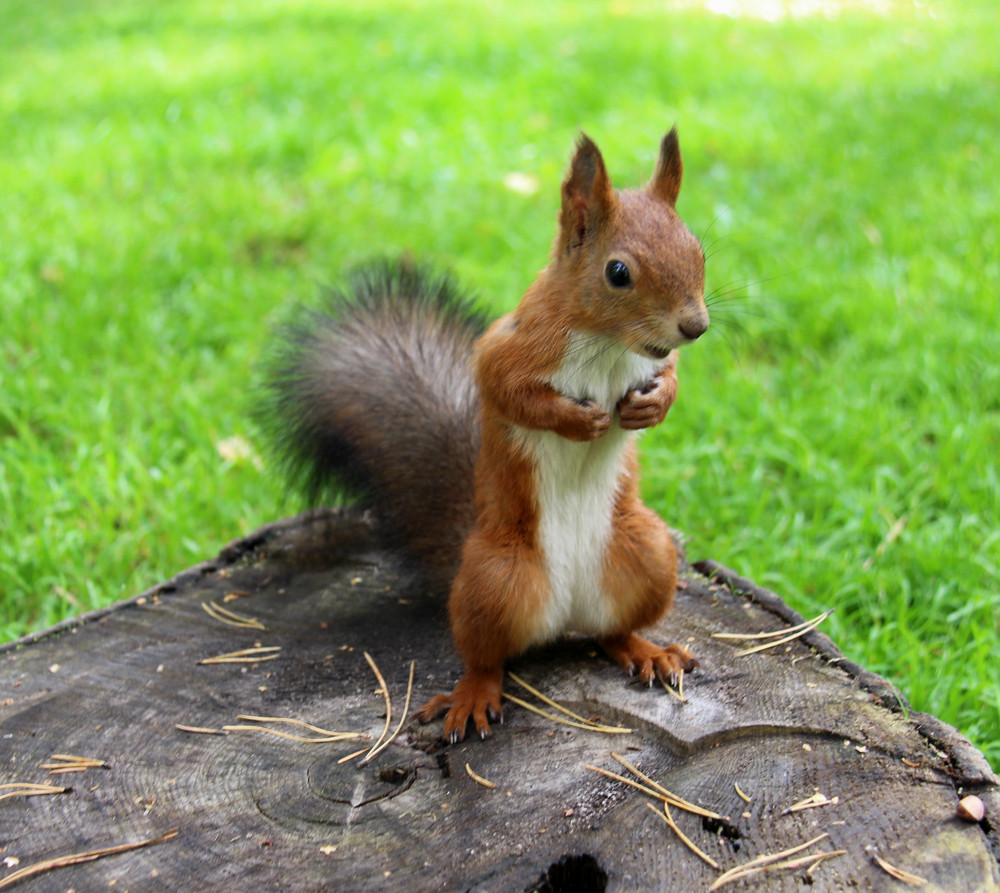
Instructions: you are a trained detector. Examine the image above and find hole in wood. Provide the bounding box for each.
[528,853,608,893]
[703,814,743,850]
[378,766,410,785]
[435,752,451,779]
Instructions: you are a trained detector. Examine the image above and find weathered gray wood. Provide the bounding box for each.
[1,509,998,891]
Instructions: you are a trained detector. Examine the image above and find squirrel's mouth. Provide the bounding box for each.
[639,343,672,360]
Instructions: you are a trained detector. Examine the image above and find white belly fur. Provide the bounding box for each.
[512,332,660,646]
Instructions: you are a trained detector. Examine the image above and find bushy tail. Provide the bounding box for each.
[259,261,489,590]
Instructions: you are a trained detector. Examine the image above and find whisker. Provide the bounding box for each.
[698,214,727,252]
[559,321,658,376]
[559,330,629,375]
[704,279,754,301]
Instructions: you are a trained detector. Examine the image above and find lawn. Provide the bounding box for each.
[1,0,997,764]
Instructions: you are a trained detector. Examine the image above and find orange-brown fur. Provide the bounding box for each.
[416,130,708,742]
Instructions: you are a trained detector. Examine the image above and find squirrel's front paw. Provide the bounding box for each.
[557,399,612,441]
[618,374,677,430]
[415,668,503,744]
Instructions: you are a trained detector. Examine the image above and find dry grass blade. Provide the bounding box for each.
[874,855,927,886]
[0,828,178,889]
[466,763,497,789]
[863,514,907,569]
[645,802,720,870]
[503,694,631,734]
[363,651,393,760]
[708,833,830,890]
[734,783,751,803]
[201,600,266,631]
[363,660,415,763]
[585,764,719,819]
[198,645,281,665]
[507,672,593,724]
[711,610,832,641]
[0,783,71,802]
[611,752,720,819]
[237,715,362,739]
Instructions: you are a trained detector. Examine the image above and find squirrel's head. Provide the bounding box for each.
[554,129,709,358]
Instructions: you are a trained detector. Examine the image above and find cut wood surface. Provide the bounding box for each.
[2,508,998,891]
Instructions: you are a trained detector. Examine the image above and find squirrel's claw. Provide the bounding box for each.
[417,668,503,744]
[601,633,699,692]
[413,692,452,726]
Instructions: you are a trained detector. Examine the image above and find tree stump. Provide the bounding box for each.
[2,508,998,891]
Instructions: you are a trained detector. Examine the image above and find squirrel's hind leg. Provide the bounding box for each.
[598,499,698,686]
[416,531,549,743]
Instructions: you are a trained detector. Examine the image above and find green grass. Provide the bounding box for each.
[2,0,997,764]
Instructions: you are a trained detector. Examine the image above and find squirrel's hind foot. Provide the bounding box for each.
[415,667,503,743]
[600,633,699,688]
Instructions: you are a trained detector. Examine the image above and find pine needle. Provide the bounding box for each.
[874,855,927,886]
[198,645,281,664]
[363,660,415,763]
[781,791,838,814]
[645,802,720,869]
[466,763,497,789]
[41,754,108,772]
[708,834,832,890]
[710,850,847,888]
[0,828,178,889]
[711,610,832,641]
[611,752,720,819]
[507,673,633,730]
[660,668,687,702]
[734,612,832,656]
[236,715,361,739]
[201,600,266,631]
[222,726,361,743]
[48,754,106,765]
[337,747,368,765]
[507,672,592,724]
[503,694,632,733]
[363,651,392,760]
[585,764,720,819]
[0,783,71,802]
[175,724,228,736]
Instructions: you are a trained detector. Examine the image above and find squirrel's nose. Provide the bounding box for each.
[679,317,709,341]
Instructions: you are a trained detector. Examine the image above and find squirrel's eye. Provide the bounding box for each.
[605,260,632,288]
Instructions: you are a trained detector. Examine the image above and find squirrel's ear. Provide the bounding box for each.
[649,127,683,207]
[559,133,614,253]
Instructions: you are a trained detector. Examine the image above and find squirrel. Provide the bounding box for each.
[262,129,709,743]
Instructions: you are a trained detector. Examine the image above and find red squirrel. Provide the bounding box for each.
[263,129,709,743]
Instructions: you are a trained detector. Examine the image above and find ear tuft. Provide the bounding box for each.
[649,126,683,207]
[559,133,614,253]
